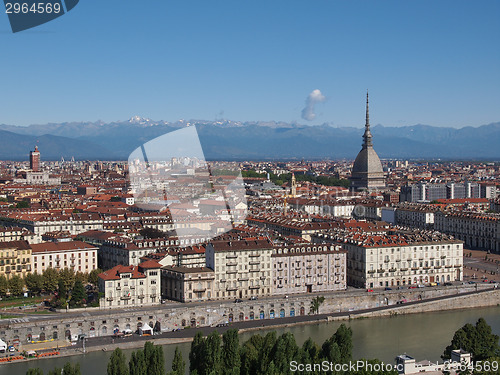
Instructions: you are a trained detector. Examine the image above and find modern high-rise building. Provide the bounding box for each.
[30,146,40,172]
[350,92,386,191]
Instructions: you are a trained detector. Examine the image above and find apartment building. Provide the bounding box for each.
[98,260,162,308]
[0,240,32,279]
[434,211,500,252]
[205,238,273,300]
[271,243,347,295]
[315,229,463,288]
[31,241,98,274]
[161,266,215,302]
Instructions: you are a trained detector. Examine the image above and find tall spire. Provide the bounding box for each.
[363,90,373,148]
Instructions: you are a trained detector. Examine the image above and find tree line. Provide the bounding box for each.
[0,267,102,308]
[26,326,397,375]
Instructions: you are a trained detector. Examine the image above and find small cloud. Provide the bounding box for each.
[301,89,326,121]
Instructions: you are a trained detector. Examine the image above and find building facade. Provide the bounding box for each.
[161,266,215,302]
[31,241,98,274]
[98,260,161,308]
[205,238,273,300]
[0,240,32,279]
[271,243,347,295]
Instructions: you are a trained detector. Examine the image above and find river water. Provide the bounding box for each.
[3,306,500,374]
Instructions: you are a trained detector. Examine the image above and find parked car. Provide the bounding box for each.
[429,282,437,287]
[234,299,243,303]
[249,296,258,300]
[366,289,374,292]
[409,285,417,289]
[384,287,392,291]
[444,282,453,286]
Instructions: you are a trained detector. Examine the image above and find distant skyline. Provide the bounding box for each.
[1,0,499,128]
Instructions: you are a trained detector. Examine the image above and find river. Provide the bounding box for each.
[3,306,500,374]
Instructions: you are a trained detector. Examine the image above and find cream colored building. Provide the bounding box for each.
[161,266,215,302]
[315,229,463,288]
[31,241,98,274]
[98,260,161,308]
[272,243,347,295]
[434,211,500,252]
[0,240,32,279]
[205,238,273,300]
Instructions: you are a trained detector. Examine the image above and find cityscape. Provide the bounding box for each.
[1,1,500,375]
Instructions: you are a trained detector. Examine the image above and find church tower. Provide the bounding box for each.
[30,146,40,172]
[291,173,297,197]
[350,92,386,191]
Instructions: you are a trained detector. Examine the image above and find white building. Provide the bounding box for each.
[98,260,161,308]
[31,241,98,274]
[315,229,463,288]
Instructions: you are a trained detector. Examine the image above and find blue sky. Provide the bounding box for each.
[1,0,499,128]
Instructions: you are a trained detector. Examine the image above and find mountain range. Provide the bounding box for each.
[0,118,499,161]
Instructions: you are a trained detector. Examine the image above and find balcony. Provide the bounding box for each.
[434,266,442,269]
[138,294,145,299]
[226,270,237,274]
[248,253,260,258]
[249,269,260,273]
[249,261,260,265]
[106,297,113,301]
[249,285,260,289]
[454,265,461,268]
[389,268,396,272]
[367,270,376,274]
[226,254,237,259]
[227,262,238,267]
[377,269,385,273]
[237,277,248,281]
[400,268,408,271]
[116,286,121,290]
[411,267,418,270]
[121,296,131,300]
[193,287,206,292]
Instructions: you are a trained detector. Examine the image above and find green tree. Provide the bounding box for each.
[443,318,500,360]
[143,341,165,375]
[47,368,62,375]
[222,329,240,375]
[200,331,222,375]
[26,369,44,375]
[25,272,44,295]
[270,332,299,373]
[189,331,205,374]
[59,267,76,290]
[8,275,24,296]
[16,201,29,208]
[108,348,129,375]
[240,334,263,375]
[63,362,81,375]
[58,278,68,300]
[88,268,102,286]
[168,346,186,375]
[75,271,88,284]
[0,275,8,297]
[129,350,147,375]
[310,296,325,314]
[335,323,353,362]
[70,280,86,307]
[42,268,59,293]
